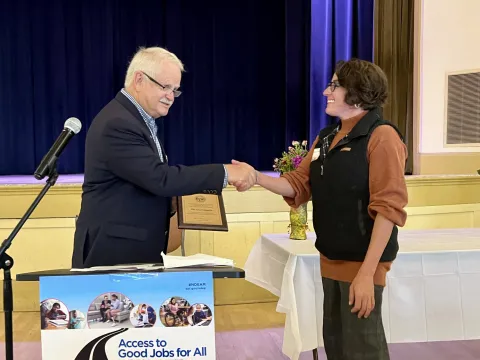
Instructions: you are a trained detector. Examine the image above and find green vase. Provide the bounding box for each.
[289,203,308,240]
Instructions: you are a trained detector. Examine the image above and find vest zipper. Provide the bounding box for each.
[330,134,349,151]
[321,134,349,177]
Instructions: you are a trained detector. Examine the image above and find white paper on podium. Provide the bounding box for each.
[161,252,234,269]
[69,253,234,272]
[70,263,163,272]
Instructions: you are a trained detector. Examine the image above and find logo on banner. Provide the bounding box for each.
[75,328,128,360]
[73,328,209,359]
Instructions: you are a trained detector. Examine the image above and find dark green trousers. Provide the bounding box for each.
[322,277,390,360]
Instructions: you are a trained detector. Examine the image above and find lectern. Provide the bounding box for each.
[17,266,244,360]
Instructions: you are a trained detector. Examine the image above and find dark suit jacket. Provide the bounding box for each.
[71,91,225,268]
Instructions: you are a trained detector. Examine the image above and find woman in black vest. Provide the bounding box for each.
[233,59,408,359]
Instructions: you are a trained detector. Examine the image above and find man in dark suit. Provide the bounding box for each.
[72,47,255,268]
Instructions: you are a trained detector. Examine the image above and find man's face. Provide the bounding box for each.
[134,61,182,118]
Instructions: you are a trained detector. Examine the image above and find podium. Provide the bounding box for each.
[17,266,244,360]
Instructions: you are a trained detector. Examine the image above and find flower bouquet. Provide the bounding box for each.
[273,140,309,240]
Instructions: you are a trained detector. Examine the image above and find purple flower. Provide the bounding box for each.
[292,155,303,168]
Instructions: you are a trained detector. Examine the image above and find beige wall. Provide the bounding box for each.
[1,176,480,304]
[1,176,480,341]
[414,0,480,174]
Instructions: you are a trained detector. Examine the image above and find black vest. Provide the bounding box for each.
[309,108,403,262]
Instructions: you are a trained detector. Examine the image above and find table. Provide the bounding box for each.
[244,229,480,360]
[16,266,244,360]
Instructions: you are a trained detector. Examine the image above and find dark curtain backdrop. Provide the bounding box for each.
[309,0,375,144]
[0,0,376,176]
[0,0,310,175]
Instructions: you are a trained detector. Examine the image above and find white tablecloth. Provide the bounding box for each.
[244,229,480,360]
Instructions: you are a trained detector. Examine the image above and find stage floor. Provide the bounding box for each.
[0,172,280,186]
[0,174,84,185]
[1,173,476,186]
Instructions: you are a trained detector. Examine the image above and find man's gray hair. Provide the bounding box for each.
[124,47,184,87]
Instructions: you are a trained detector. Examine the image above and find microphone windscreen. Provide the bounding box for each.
[64,117,82,134]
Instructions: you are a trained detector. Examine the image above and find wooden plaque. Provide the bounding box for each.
[177,193,228,231]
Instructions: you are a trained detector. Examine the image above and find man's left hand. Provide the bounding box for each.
[349,274,375,318]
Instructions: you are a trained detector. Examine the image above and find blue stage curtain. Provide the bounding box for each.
[309,0,375,144]
[0,0,310,175]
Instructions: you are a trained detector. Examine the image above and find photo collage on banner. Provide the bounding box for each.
[39,271,215,360]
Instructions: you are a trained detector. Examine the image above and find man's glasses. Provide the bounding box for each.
[141,71,182,98]
[327,81,341,92]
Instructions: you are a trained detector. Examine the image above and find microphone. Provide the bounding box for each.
[34,117,82,180]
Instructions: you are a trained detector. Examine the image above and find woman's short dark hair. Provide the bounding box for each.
[335,59,388,110]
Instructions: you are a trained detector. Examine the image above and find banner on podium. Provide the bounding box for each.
[39,271,215,359]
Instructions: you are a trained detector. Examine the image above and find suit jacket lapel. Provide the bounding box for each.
[115,91,165,161]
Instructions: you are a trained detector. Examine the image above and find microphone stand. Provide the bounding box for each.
[0,162,59,360]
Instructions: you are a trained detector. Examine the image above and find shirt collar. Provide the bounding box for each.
[121,88,156,125]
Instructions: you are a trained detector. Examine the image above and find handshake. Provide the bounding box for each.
[225,159,257,192]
